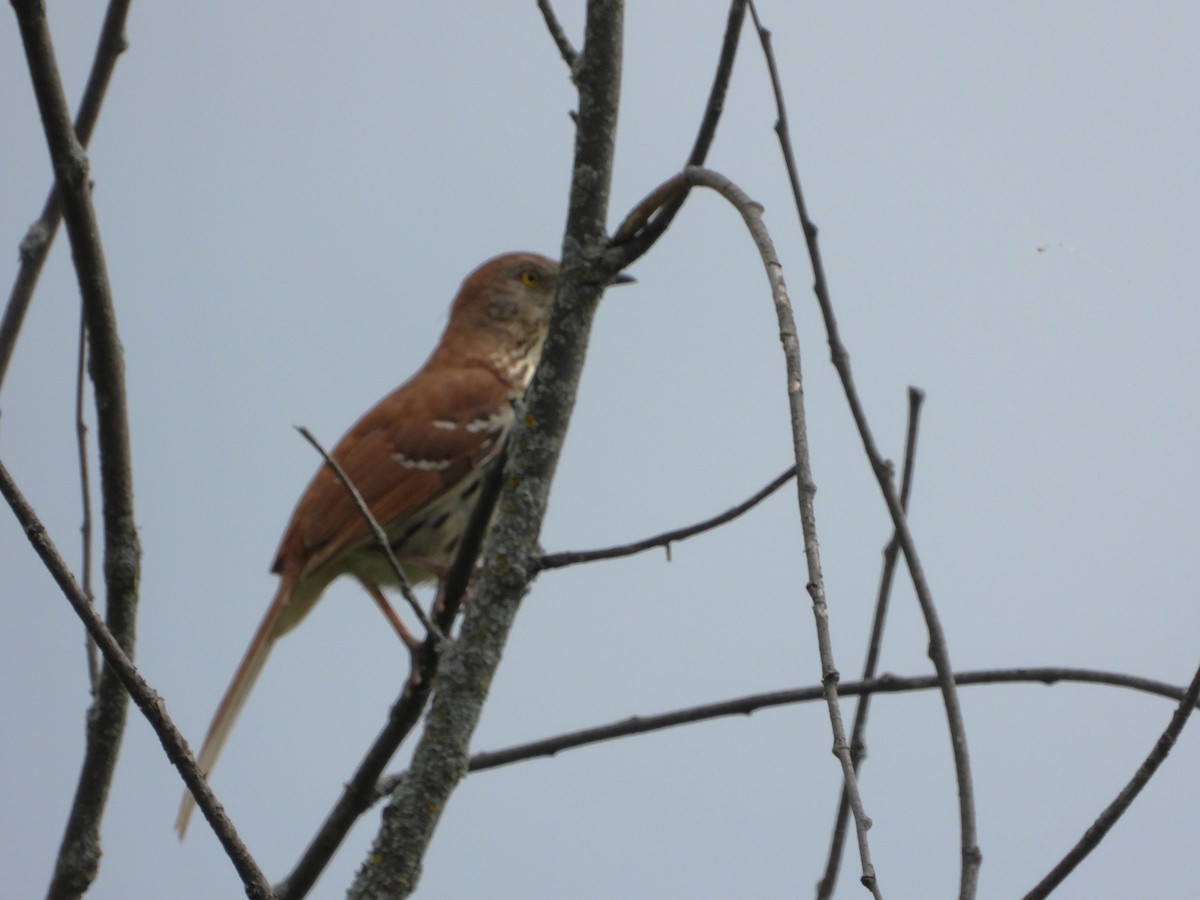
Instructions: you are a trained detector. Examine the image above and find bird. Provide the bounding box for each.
[174,251,564,838]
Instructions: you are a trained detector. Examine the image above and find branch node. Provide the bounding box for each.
[18,219,52,262]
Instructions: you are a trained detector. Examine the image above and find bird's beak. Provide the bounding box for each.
[611,272,636,286]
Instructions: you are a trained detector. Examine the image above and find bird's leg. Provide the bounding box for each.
[361,582,421,652]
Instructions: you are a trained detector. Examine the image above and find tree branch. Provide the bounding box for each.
[10,3,143,896]
[611,0,747,266]
[617,163,884,894]
[538,464,795,570]
[295,426,439,641]
[0,0,130,399]
[687,164,884,896]
[818,386,923,898]
[346,5,628,895]
[748,2,980,893]
[1023,657,1200,899]
[0,461,273,900]
[459,666,1200,774]
[75,305,100,696]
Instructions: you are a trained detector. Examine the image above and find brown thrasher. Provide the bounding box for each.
[174,252,563,838]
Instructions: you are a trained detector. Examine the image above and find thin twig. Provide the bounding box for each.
[12,5,143,897]
[381,666,1200,779]
[662,164,882,897]
[748,3,981,894]
[75,305,100,696]
[295,426,440,641]
[1023,657,1200,899]
[0,0,130,399]
[610,0,747,264]
[374,665,1171,801]
[539,464,795,570]
[0,460,273,900]
[276,445,510,900]
[818,387,923,898]
[536,0,578,69]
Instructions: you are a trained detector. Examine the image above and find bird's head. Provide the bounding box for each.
[439,252,560,387]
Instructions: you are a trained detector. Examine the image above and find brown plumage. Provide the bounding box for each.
[175,252,559,837]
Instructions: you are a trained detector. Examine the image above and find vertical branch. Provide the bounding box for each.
[818,387,924,899]
[75,307,100,695]
[0,0,130,397]
[346,2,627,897]
[11,3,141,897]
[747,5,981,895]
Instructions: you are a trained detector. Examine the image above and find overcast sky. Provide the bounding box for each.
[3,3,1198,898]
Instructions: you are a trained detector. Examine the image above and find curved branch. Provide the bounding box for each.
[670,164,881,896]
[1023,657,1200,899]
[460,667,1200,774]
[539,464,795,570]
[610,0,747,266]
[537,0,578,69]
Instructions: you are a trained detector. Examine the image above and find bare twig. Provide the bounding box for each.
[0,0,130,399]
[611,0,748,265]
[457,666,1200,775]
[75,306,100,695]
[276,445,509,900]
[747,3,980,894]
[539,464,795,570]
[346,4,628,896]
[536,0,578,69]
[11,4,143,897]
[1023,657,1200,899]
[0,460,273,900]
[818,387,924,898]
[295,426,441,641]
[657,164,882,897]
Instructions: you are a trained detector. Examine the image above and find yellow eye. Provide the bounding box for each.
[519,270,541,286]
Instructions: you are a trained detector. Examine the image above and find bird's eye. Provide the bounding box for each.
[519,270,541,286]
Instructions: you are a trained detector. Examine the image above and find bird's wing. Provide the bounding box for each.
[274,364,516,584]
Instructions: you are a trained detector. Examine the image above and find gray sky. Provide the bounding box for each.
[3,3,1198,898]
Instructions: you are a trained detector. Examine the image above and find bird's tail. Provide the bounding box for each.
[174,580,294,839]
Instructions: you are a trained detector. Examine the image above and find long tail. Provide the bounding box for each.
[174,580,294,839]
